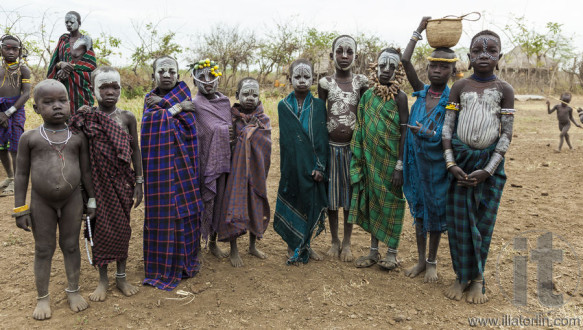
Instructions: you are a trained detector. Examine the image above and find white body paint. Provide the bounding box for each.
[154,58,178,87]
[93,70,121,102]
[65,14,79,31]
[73,35,92,51]
[333,37,356,71]
[319,75,367,133]
[457,89,502,149]
[238,80,260,107]
[194,67,219,95]
[470,36,499,62]
[291,63,312,89]
[377,52,400,80]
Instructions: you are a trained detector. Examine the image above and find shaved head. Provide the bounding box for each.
[34,80,68,102]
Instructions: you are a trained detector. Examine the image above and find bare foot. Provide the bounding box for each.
[340,243,354,262]
[327,239,340,258]
[466,280,488,304]
[404,261,425,278]
[33,296,51,320]
[230,248,244,267]
[444,280,469,301]
[249,246,267,259]
[424,262,438,283]
[378,252,398,270]
[355,250,380,268]
[287,248,294,259]
[309,248,323,261]
[116,277,139,297]
[89,280,108,302]
[67,291,89,312]
[209,241,229,259]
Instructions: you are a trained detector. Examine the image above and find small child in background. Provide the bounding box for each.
[546,93,581,152]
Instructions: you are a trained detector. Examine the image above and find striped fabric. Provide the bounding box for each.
[457,88,502,149]
[47,34,95,114]
[447,135,506,285]
[328,142,351,210]
[0,96,25,152]
[140,81,203,291]
[348,89,405,250]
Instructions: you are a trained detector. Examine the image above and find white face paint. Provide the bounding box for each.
[194,67,219,95]
[154,58,178,88]
[291,63,313,90]
[65,14,79,32]
[238,80,260,109]
[377,52,400,81]
[94,70,121,102]
[333,37,356,71]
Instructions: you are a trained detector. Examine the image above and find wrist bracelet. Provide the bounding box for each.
[412,31,423,41]
[483,152,504,176]
[87,198,96,209]
[12,209,31,218]
[14,204,29,213]
[168,104,183,116]
[443,149,455,163]
[446,161,457,169]
[395,160,403,171]
[5,106,17,117]
[135,176,144,184]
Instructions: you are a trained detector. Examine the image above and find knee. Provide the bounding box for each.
[35,243,56,259]
[59,238,79,255]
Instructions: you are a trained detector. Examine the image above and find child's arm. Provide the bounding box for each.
[126,111,144,207]
[0,66,31,128]
[317,77,329,103]
[442,80,472,184]
[78,133,96,220]
[392,90,409,187]
[568,107,582,128]
[401,17,430,92]
[546,100,557,114]
[14,131,32,231]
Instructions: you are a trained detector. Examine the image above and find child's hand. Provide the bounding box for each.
[76,105,92,113]
[419,16,431,31]
[61,62,74,74]
[448,165,471,183]
[180,101,195,112]
[312,170,324,182]
[146,95,163,108]
[87,207,96,220]
[467,169,490,185]
[391,168,403,187]
[0,113,8,128]
[133,183,143,208]
[57,70,68,81]
[15,214,32,232]
[546,100,550,106]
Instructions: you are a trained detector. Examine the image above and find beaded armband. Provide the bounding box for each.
[395,160,403,171]
[87,198,97,209]
[168,104,183,116]
[12,205,31,218]
[500,108,516,115]
[21,79,31,84]
[445,102,460,111]
[135,176,144,184]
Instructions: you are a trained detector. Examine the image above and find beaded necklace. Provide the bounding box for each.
[39,124,74,189]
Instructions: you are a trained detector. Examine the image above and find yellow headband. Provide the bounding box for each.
[427,57,458,63]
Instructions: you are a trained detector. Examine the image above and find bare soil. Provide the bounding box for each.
[1,98,582,329]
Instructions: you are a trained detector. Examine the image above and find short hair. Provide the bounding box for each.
[152,55,179,72]
[561,92,572,98]
[332,34,357,52]
[470,30,502,49]
[66,11,82,24]
[34,79,67,102]
[0,34,21,46]
[91,66,119,86]
[289,58,313,77]
[236,77,259,93]
[378,47,401,60]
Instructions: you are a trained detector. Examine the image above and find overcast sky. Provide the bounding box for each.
[2,0,581,66]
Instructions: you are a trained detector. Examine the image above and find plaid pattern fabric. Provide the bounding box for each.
[446,135,506,284]
[140,81,203,291]
[0,96,25,152]
[192,92,232,240]
[217,103,272,242]
[348,89,405,249]
[328,142,352,210]
[274,92,329,264]
[403,85,449,234]
[69,108,135,267]
[47,34,96,114]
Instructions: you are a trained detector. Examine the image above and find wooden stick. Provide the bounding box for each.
[546,95,580,108]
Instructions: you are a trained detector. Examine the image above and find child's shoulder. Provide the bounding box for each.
[354,74,369,86]
[318,75,333,89]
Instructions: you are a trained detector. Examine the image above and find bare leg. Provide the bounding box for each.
[59,191,88,312]
[565,133,574,149]
[339,209,354,262]
[466,277,488,304]
[558,134,564,152]
[89,265,109,301]
[444,279,469,301]
[326,209,341,258]
[229,239,244,267]
[405,221,426,278]
[209,232,229,258]
[116,260,139,296]
[248,233,266,259]
[355,235,380,268]
[31,195,57,320]
[424,232,441,283]
[0,150,14,177]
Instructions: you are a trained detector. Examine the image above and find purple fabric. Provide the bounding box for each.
[193,92,232,239]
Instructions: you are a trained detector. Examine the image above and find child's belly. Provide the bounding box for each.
[30,158,82,202]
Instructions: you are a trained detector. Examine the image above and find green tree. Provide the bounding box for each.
[130,21,182,72]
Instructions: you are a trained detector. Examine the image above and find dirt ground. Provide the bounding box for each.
[1,98,582,329]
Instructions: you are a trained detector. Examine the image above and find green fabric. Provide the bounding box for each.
[273,91,329,263]
[348,89,405,249]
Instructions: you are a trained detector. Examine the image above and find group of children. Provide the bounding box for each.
[2,11,527,320]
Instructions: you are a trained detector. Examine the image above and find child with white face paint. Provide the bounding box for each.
[274,59,329,264]
[189,59,234,259]
[317,35,369,263]
[217,77,272,267]
[70,66,143,301]
[349,47,409,271]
